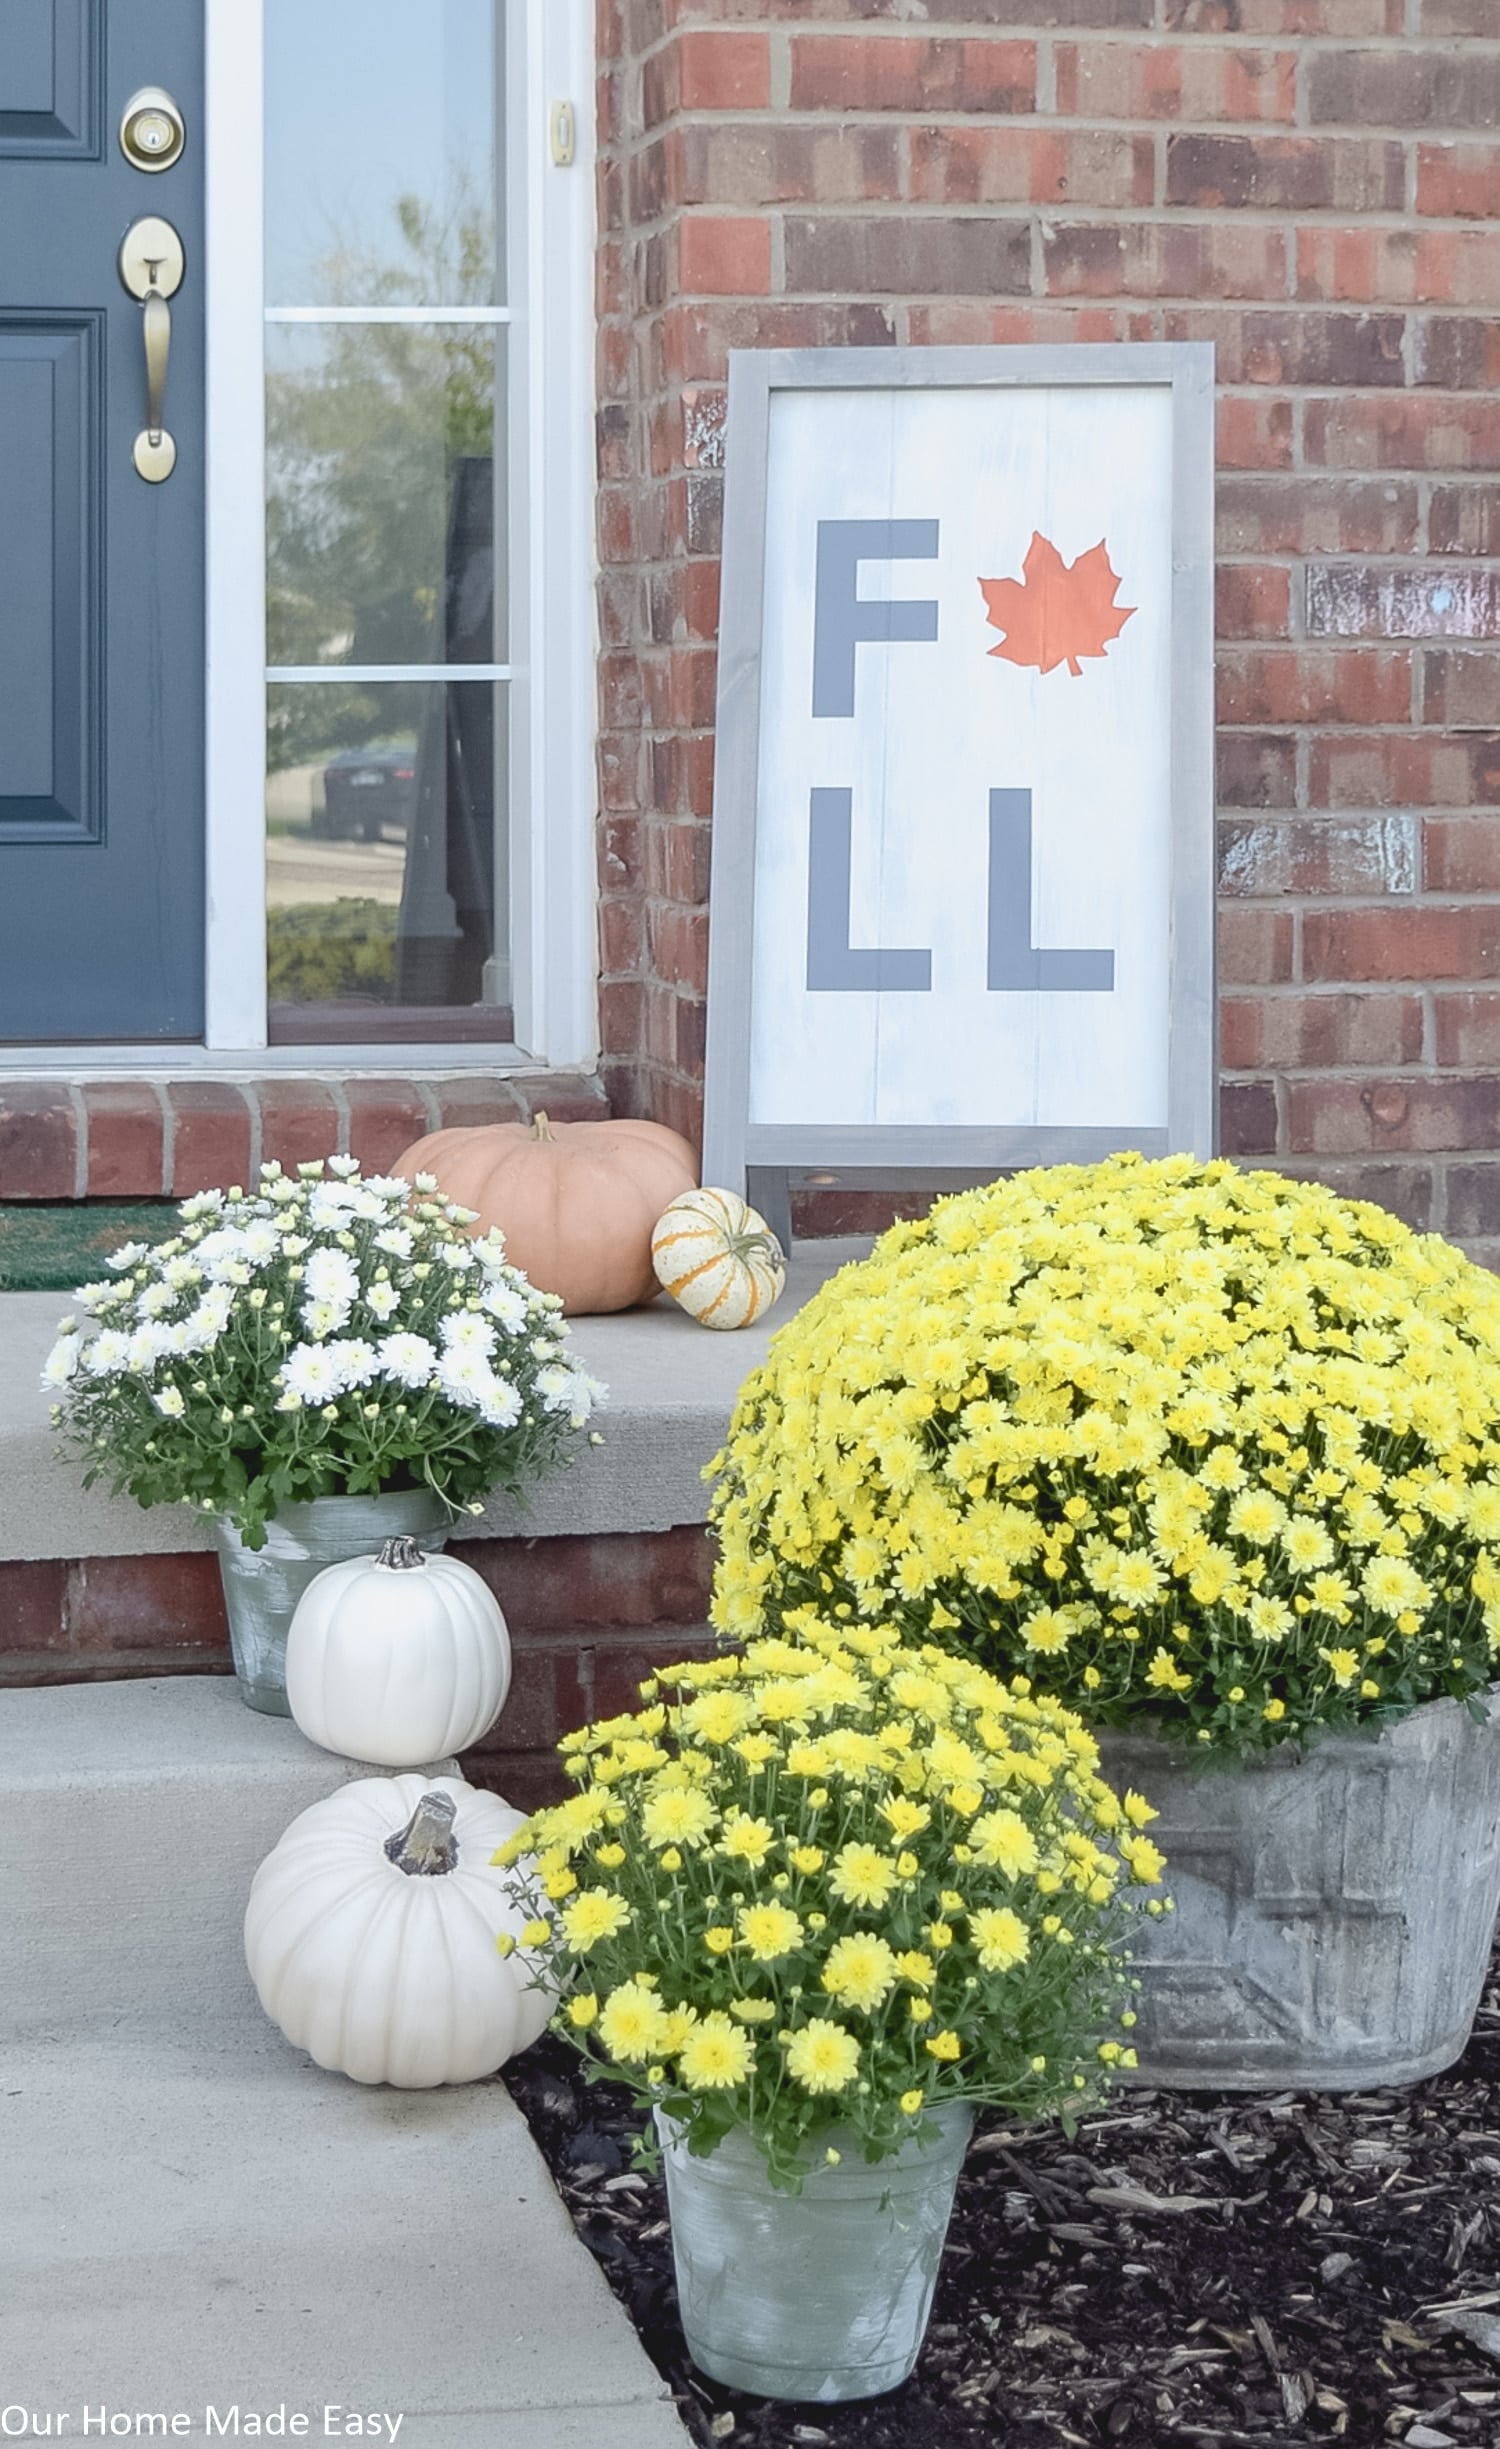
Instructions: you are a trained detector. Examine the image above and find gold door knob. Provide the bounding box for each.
[119,218,184,482]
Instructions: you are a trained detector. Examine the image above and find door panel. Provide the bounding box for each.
[0,0,203,1041]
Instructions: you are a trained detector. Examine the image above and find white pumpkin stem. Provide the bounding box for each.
[531,1111,556,1142]
[385,1791,460,1878]
[376,1535,428,1573]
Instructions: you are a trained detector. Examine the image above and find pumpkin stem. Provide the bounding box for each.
[376,1535,428,1573]
[385,1790,460,1878]
[531,1111,556,1142]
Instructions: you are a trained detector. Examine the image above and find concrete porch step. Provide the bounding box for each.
[0,1677,687,2446]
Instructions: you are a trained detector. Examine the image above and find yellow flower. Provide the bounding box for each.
[641,1787,717,1852]
[704,1926,735,1955]
[566,1993,598,2029]
[900,2089,926,2115]
[895,1850,920,1879]
[969,1809,1040,1878]
[1145,1648,1193,1696]
[1321,1646,1359,1688]
[1263,1697,1286,1723]
[924,2030,962,2062]
[928,1921,955,1950]
[560,1890,632,1952]
[594,1844,626,1870]
[1121,1835,1166,1885]
[895,1950,936,1986]
[939,1889,965,1913]
[828,1842,899,1909]
[520,1918,552,1948]
[737,1902,804,1964]
[719,1812,776,1868]
[785,2018,861,2095]
[821,1933,899,2013]
[969,1906,1030,1972]
[789,1845,825,1874]
[679,2013,756,2091]
[1123,1791,1157,1829]
[880,1795,932,1840]
[597,1980,670,2063]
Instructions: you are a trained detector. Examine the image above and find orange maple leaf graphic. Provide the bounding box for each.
[979,532,1136,678]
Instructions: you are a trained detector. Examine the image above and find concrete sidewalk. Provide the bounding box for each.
[0,1679,686,2449]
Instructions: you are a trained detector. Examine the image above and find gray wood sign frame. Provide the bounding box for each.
[699,343,1217,1249]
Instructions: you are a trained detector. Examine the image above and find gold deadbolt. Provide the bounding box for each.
[120,86,185,173]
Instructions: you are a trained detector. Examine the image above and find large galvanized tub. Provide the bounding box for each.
[1098,1688,1500,2091]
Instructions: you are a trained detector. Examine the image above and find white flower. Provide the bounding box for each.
[365,1281,401,1322]
[163,1257,203,1291]
[378,1332,437,1388]
[436,1347,490,1409]
[303,1299,347,1340]
[348,1189,385,1222]
[41,1335,82,1387]
[280,1230,309,1254]
[153,1386,187,1418]
[364,1175,410,1202]
[375,1226,413,1260]
[107,1241,150,1272]
[413,1172,438,1193]
[477,1372,522,1430]
[178,1191,225,1220]
[241,1223,280,1263]
[440,1312,495,1359]
[440,1242,476,1271]
[326,1338,379,1390]
[280,1344,347,1404]
[482,1283,528,1334]
[305,1246,359,1304]
[537,1365,607,1426]
[137,1282,178,1318]
[475,1234,509,1271]
[328,1154,361,1178]
[126,1325,170,1375]
[73,1279,117,1307]
[84,1331,133,1377]
[308,1186,356,1232]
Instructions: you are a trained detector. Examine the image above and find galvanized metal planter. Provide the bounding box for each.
[657,2103,974,2403]
[1098,1688,1500,2092]
[214,1490,452,1716]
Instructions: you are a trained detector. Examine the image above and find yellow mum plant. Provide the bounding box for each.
[709,1156,1500,1754]
[494,1617,1159,2188]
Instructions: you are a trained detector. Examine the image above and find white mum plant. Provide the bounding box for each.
[44,1158,606,1546]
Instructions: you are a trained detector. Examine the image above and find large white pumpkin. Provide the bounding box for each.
[286,1537,511,1766]
[244,1775,553,2086]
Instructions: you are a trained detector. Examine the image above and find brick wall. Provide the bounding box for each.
[595,0,1500,1257]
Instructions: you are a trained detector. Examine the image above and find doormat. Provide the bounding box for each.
[0,1203,180,1293]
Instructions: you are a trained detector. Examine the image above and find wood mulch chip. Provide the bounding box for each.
[504,1937,1500,2449]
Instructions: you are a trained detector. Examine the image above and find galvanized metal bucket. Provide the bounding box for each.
[1099,1686,1500,2091]
[213,1489,452,1715]
[657,2102,974,2402]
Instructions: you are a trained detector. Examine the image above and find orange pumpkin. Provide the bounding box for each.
[392,1112,699,1315]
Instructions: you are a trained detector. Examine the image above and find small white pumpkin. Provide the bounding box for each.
[244,1775,553,2086]
[650,1186,787,1329]
[286,1536,511,1766]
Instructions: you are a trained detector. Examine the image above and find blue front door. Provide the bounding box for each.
[0,0,204,1040]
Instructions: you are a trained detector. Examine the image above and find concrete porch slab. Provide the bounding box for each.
[0,1238,870,1562]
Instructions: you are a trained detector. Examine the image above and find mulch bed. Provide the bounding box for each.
[505,1936,1500,2449]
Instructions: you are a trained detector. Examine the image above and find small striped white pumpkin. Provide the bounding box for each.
[651,1187,787,1329]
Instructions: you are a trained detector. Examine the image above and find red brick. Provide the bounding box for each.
[1167,0,1400,23]
[599,895,646,977]
[1218,733,1297,809]
[676,29,771,109]
[1435,994,1500,1066]
[647,905,709,996]
[1306,562,1500,641]
[1056,41,1296,123]
[792,1186,936,1239]
[677,214,771,295]
[83,1084,164,1197]
[1288,1076,1500,1156]
[784,215,1031,298]
[1296,228,1500,310]
[1304,396,1500,473]
[1218,814,1418,898]
[1431,486,1500,558]
[1217,647,1413,727]
[1308,49,1500,132]
[65,1553,229,1663]
[909,127,1153,210]
[165,1083,251,1198]
[1447,1165,1500,1242]
[253,1080,339,1174]
[789,36,1036,115]
[1165,133,1404,213]
[344,1080,434,1174]
[1425,819,1500,895]
[1417,144,1500,222]
[676,122,901,208]
[429,1078,527,1133]
[0,1561,69,1667]
[1423,653,1500,731]
[1220,991,1424,1070]
[1221,1080,1279,1156]
[647,819,713,904]
[1046,228,1292,305]
[1418,0,1499,27]
[1303,906,1500,984]
[510,1075,611,1125]
[1218,906,1296,986]
[459,1747,570,1812]
[1280,1158,1435,1229]
[599,978,646,1060]
[0,1085,77,1200]
[460,1526,714,1632]
[1217,478,1420,557]
[1216,395,1295,471]
[1308,732,1500,810]
[1414,320,1500,394]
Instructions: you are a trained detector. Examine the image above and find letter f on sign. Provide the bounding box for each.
[812,520,940,717]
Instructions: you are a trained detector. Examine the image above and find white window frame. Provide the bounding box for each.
[18,0,597,1078]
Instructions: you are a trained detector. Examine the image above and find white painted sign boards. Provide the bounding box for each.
[701,345,1216,1228]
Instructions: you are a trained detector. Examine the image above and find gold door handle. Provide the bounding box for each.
[119,215,184,483]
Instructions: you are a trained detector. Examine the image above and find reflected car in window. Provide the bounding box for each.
[315,741,418,841]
